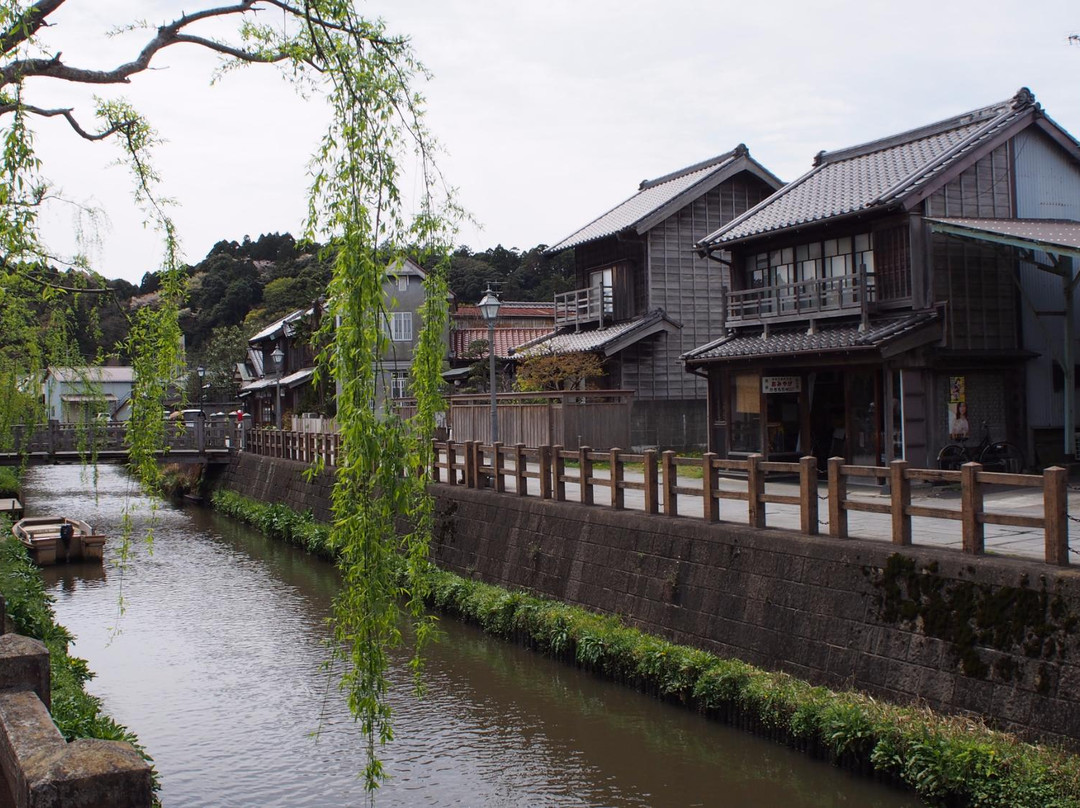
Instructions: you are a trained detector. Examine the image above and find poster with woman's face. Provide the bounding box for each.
[948,376,968,440]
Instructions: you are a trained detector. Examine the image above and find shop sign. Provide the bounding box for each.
[762,376,801,394]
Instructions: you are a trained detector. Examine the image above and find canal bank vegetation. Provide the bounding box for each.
[211,489,1080,808]
[0,528,160,800]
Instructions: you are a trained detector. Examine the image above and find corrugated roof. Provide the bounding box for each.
[249,305,316,344]
[47,366,135,383]
[548,145,776,253]
[927,217,1080,259]
[683,311,940,362]
[451,328,554,360]
[701,89,1040,247]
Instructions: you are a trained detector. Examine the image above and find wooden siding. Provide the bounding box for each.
[925,143,1017,351]
[642,175,776,402]
[925,143,1013,219]
[932,236,1018,350]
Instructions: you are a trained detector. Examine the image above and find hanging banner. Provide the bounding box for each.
[762,376,801,394]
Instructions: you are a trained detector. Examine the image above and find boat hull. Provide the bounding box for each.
[11,517,106,566]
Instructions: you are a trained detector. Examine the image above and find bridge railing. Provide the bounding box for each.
[5,419,242,460]
[431,441,1071,568]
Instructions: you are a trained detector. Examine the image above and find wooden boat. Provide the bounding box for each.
[11,517,106,566]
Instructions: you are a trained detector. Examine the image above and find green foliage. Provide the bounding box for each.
[211,490,334,559]
[0,466,18,497]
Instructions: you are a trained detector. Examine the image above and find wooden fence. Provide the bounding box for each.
[430,441,1071,568]
[238,432,1073,567]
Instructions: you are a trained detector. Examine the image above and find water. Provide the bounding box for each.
[23,465,922,807]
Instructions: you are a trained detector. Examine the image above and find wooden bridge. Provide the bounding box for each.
[0,420,243,466]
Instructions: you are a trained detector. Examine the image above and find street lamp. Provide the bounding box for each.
[477,287,501,444]
[196,365,205,410]
[271,346,285,430]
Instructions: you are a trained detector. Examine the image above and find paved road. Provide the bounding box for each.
[470,463,1080,565]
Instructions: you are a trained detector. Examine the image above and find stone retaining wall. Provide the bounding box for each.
[0,634,151,808]
[215,453,1080,747]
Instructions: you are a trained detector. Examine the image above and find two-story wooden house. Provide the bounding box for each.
[684,88,1080,469]
[529,145,783,449]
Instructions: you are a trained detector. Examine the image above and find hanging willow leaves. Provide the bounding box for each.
[0,1,456,793]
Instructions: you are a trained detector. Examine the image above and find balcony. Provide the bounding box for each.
[554,285,613,328]
[724,272,875,327]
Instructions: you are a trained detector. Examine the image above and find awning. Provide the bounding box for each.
[61,394,117,403]
[926,218,1080,260]
[280,367,316,388]
[513,310,680,359]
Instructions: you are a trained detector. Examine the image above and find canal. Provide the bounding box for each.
[23,465,923,807]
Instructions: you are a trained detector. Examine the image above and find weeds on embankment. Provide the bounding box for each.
[212,489,1080,808]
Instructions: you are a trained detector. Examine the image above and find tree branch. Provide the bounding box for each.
[0,102,129,140]
[0,1,404,91]
[0,0,66,56]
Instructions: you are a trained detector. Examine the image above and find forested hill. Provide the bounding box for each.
[86,233,576,359]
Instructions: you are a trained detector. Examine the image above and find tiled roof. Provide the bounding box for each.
[683,311,940,362]
[47,366,135,383]
[548,145,779,253]
[514,310,679,357]
[701,89,1040,247]
[451,328,554,360]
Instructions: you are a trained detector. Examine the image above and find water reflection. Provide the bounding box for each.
[23,465,923,807]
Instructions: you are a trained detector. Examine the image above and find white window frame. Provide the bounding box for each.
[389,311,413,342]
[390,371,409,399]
[397,275,408,292]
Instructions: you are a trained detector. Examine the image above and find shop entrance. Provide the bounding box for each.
[809,372,846,470]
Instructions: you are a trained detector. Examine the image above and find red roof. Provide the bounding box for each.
[454,302,555,319]
[451,327,553,360]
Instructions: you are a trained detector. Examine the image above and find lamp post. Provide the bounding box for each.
[196,365,205,410]
[271,346,285,430]
[477,287,501,444]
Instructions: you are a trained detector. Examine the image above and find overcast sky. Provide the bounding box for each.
[25,1,1080,285]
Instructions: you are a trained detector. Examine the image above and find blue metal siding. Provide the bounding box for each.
[1014,129,1080,430]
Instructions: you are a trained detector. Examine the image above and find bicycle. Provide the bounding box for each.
[937,420,1024,473]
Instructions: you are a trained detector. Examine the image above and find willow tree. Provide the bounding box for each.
[0,0,454,792]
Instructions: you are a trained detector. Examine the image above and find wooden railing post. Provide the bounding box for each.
[515,443,527,496]
[643,449,658,515]
[492,442,505,493]
[1044,465,1068,565]
[702,452,718,522]
[661,450,677,516]
[464,441,476,488]
[799,456,819,535]
[553,445,565,501]
[828,457,848,538]
[961,461,984,555]
[431,440,442,482]
[610,448,624,509]
[539,445,552,500]
[446,441,457,486]
[747,453,765,528]
[890,459,911,546]
[579,446,593,505]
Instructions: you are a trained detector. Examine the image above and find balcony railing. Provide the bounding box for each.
[724,272,875,327]
[554,285,612,327]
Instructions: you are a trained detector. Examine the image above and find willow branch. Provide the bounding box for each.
[0,102,128,140]
[0,0,66,55]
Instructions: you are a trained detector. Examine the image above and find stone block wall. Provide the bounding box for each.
[432,485,1080,748]
[0,634,151,808]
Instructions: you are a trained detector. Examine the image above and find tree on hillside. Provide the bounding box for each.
[0,1,455,791]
